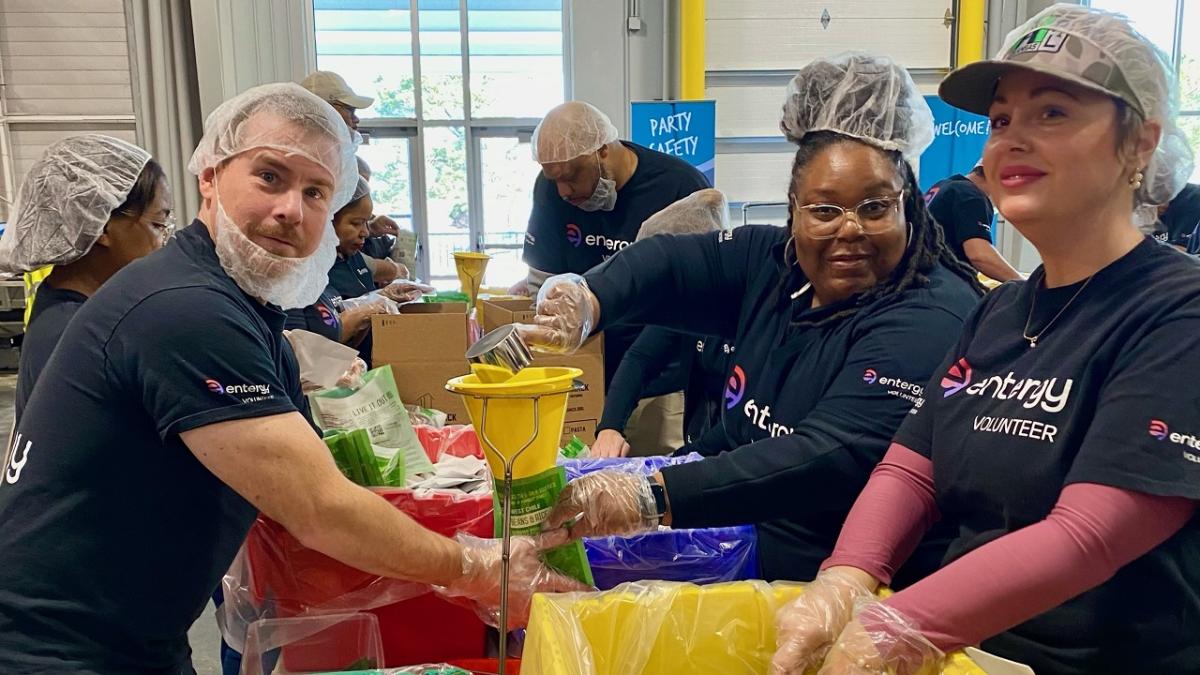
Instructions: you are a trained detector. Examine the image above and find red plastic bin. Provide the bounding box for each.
[244,487,494,666]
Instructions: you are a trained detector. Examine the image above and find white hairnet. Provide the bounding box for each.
[637,189,729,241]
[531,101,620,164]
[188,82,360,211]
[0,134,152,273]
[781,52,935,161]
[349,176,371,205]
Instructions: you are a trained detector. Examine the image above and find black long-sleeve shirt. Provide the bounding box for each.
[598,327,732,445]
[585,225,981,581]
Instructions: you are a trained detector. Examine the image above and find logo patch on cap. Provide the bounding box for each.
[1010,28,1068,56]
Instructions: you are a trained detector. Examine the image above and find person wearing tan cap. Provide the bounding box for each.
[769,5,1198,674]
[300,70,373,131]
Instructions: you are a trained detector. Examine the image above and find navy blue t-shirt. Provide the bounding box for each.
[523,141,710,383]
[14,283,88,425]
[924,174,994,267]
[327,251,373,300]
[284,289,342,343]
[0,221,308,674]
[896,237,1200,673]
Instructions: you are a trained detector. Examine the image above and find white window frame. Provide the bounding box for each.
[315,0,570,282]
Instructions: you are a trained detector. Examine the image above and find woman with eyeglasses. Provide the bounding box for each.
[769,6,1200,675]
[526,53,984,584]
[0,134,173,423]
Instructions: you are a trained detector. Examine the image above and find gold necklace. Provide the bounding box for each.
[1022,275,1094,348]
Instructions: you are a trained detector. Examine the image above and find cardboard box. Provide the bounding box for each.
[374,299,606,446]
[372,303,472,425]
[479,298,605,445]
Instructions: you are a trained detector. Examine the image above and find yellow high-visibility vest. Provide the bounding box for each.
[22,266,52,327]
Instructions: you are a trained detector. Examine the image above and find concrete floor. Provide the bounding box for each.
[0,371,223,675]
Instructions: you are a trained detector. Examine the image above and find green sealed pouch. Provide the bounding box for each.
[494,465,593,587]
[323,428,387,487]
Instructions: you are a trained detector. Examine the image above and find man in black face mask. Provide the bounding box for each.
[520,100,710,452]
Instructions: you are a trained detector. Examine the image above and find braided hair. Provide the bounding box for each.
[786,131,984,323]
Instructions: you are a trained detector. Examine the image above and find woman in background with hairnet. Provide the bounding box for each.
[592,188,736,457]
[770,6,1200,674]
[529,53,984,584]
[0,134,172,422]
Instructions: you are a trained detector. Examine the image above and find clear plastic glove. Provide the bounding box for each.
[379,279,436,304]
[369,214,401,237]
[770,568,876,675]
[335,358,368,390]
[339,292,401,315]
[591,429,631,458]
[817,603,943,675]
[517,273,598,354]
[435,533,591,631]
[542,470,658,541]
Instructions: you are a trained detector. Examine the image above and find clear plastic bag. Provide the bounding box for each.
[559,453,703,482]
[240,612,384,675]
[521,580,988,675]
[219,488,494,658]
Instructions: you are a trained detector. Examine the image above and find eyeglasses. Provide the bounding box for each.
[793,192,906,240]
[119,210,177,243]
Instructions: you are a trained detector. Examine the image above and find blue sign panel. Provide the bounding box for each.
[919,95,990,193]
[630,100,716,185]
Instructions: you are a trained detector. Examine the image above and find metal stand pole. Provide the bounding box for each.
[449,381,582,675]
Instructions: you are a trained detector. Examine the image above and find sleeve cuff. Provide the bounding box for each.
[659,461,709,529]
[164,399,299,440]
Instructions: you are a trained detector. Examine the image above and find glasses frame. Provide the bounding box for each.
[793,191,907,240]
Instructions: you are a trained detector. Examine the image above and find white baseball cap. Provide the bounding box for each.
[300,70,373,109]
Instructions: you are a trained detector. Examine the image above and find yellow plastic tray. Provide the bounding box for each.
[524,581,984,674]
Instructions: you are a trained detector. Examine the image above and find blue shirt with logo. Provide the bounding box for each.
[0,221,308,673]
[896,236,1200,673]
[584,224,981,581]
[524,141,709,383]
[285,289,342,343]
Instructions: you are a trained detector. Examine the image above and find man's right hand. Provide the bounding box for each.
[592,430,631,458]
[437,534,591,630]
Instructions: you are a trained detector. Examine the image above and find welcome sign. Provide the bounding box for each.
[919,95,991,193]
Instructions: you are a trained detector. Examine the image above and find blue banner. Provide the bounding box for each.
[630,100,716,185]
[919,95,990,193]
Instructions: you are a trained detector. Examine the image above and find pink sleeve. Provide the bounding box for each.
[820,443,940,584]
[885,482,1196,652]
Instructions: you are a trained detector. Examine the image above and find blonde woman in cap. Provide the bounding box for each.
[0,134,173,423]
[770,5,1199,674]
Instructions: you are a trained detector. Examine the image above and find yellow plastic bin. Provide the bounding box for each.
[523,580,985,675]
[446,366,582,480]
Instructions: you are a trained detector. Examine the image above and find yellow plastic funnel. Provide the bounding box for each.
[453,251,491,306]
[446,366,581,480]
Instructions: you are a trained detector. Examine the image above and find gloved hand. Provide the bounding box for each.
[379,279,436,304]
[769,568,876,675]
[436,533,591,631]
[542,470,659,541]
[335,358,368,390]
[591,429,632,458]
[369,214,401,237]
[516,273,599,354]
[339,292,401,315]
[816,603,943,675]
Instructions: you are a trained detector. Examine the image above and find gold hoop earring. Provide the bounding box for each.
[1129,168,1145,191]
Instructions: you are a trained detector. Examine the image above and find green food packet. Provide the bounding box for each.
[423,291,470,303]
[312,367,435,480]
[494,465,594,587]
[323,429,385,486]
[559,436,589,459]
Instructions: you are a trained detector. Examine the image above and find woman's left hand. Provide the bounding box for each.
[817,604,943,675]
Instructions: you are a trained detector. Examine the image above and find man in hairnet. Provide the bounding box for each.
[593,189,736,458]
[523,101,710,449]
[0,83,582,674]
